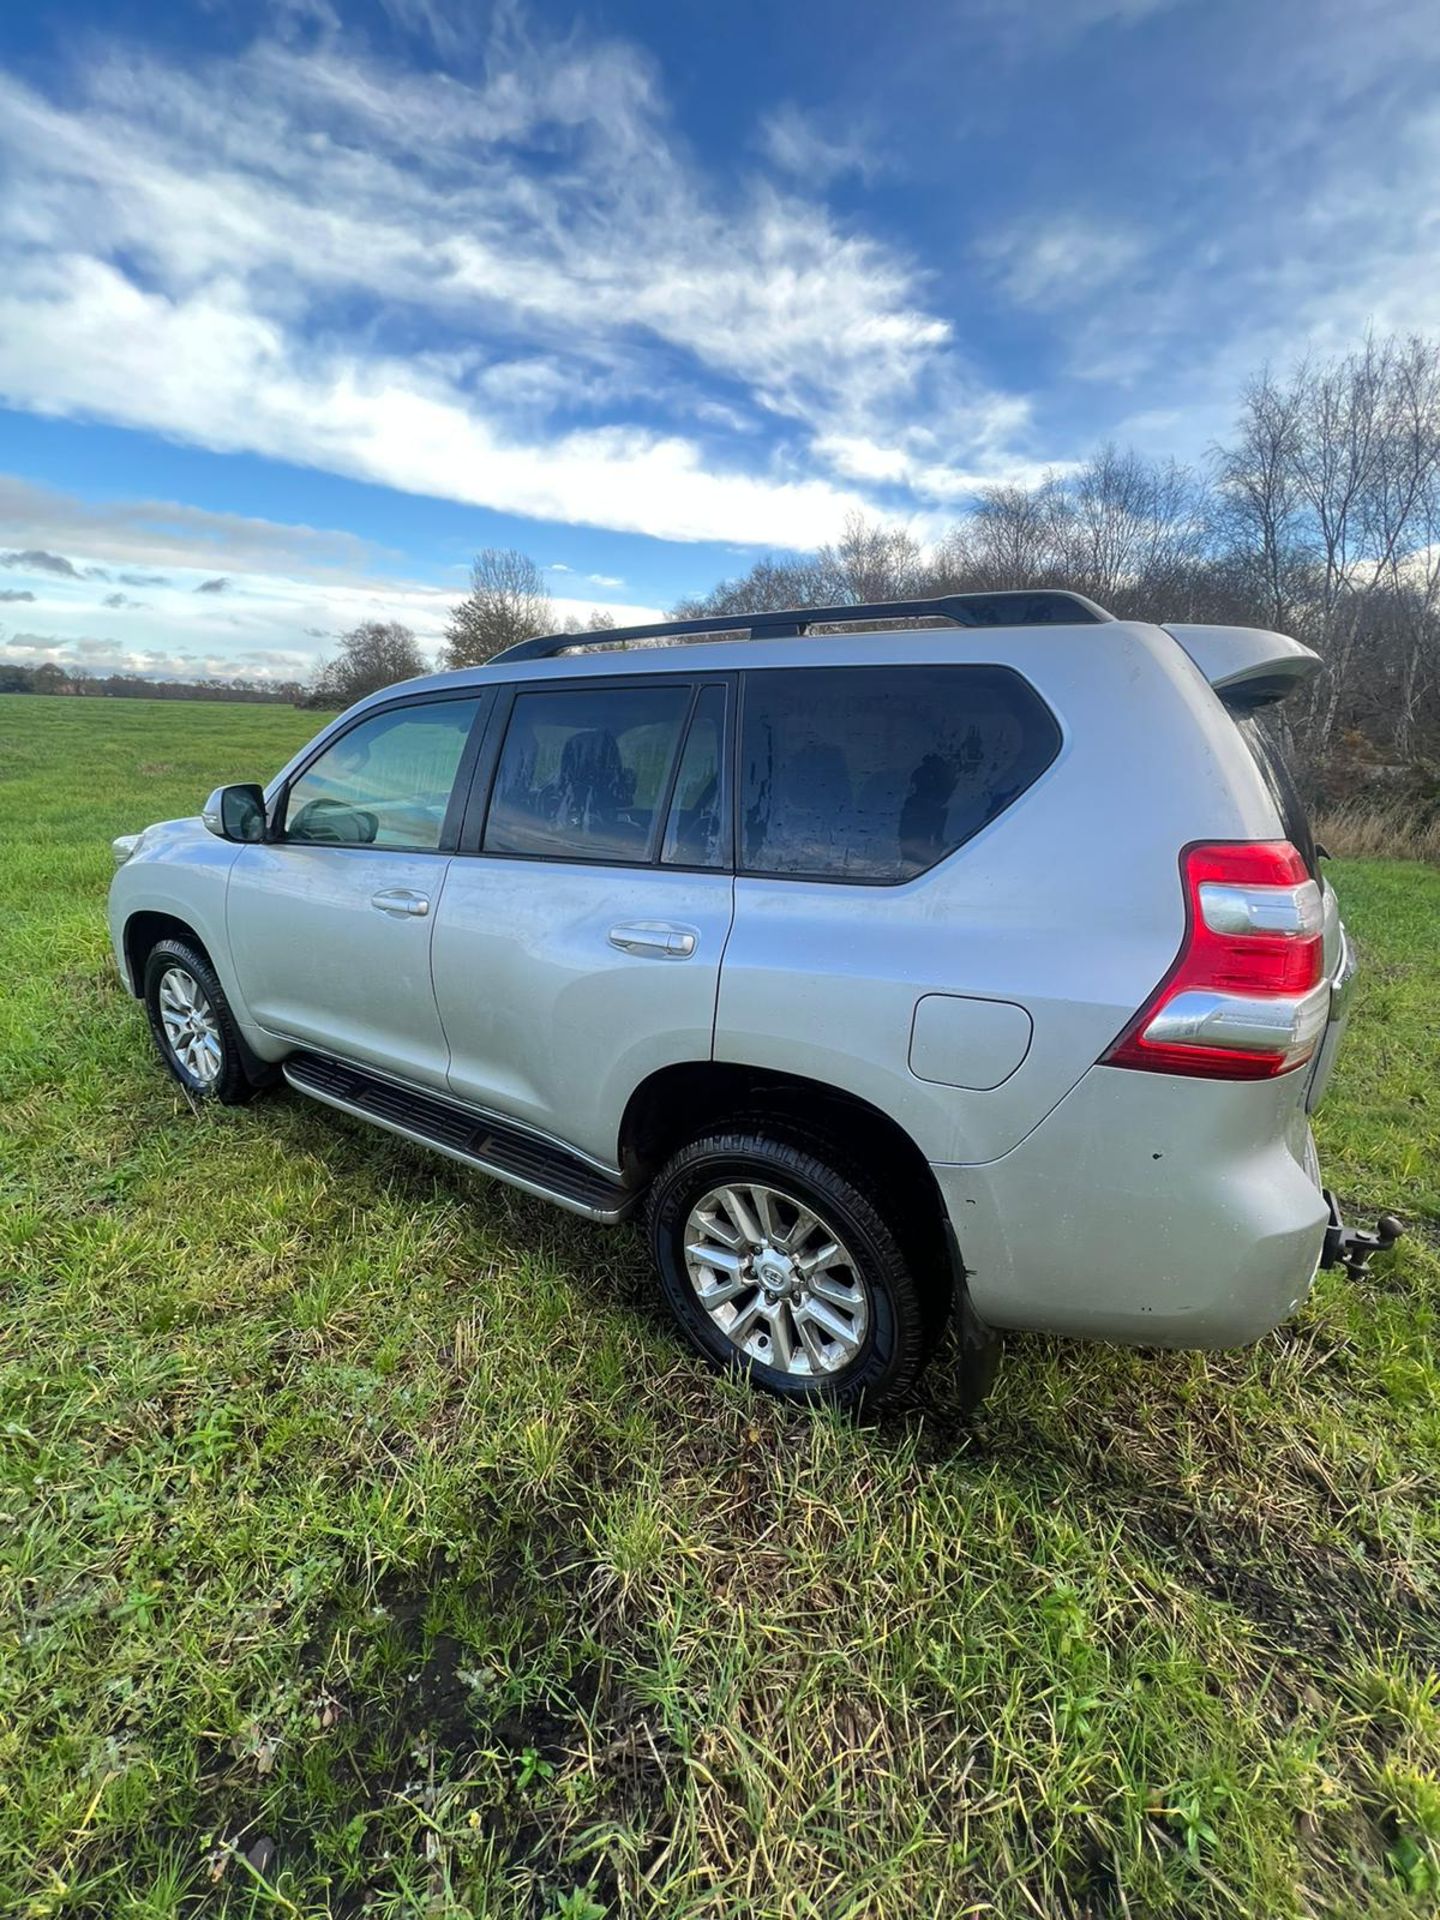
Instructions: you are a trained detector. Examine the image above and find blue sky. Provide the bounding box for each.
[1,0,1437,680]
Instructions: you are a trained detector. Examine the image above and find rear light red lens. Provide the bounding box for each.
[1103,841,1326,1080]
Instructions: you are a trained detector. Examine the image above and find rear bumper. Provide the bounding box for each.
[934,1062,1329,1348]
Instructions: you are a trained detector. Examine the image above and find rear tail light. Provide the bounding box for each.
[1103,841,1328,1080]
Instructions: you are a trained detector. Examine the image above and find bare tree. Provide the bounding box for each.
[1050,446,1205,614]
[443,549,553,667]
[942,479,1066,589]
[559,607,620,635]
[1214,367,1309,633]
[813,511,924,603]
[306,622,428,709]
[672,553,828,621]
[1373,339,1440,754]
[671,513,922,628]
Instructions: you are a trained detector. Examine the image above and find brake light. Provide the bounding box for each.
[1103,841,1328,1080]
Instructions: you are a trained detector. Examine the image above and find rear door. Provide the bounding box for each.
[227,691,488,1089]
[713,662,1068,1165]
[432,675,735,1164]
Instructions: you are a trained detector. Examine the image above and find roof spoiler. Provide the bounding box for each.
[490,590,1113,664]
[1163,623,1321,710]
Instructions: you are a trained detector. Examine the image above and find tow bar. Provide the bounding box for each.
[1321,1189,1404,1277]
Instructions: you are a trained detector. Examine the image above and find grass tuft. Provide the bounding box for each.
[1312,800,1440,864]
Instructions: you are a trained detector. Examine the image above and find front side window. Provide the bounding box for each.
[284,699,482,850]
[485,683,692,862]
[740,666,1060,881]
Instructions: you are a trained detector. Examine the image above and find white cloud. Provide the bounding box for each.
[550,594,660,627]
[0,16,1051,546]
[758,105,882,187]
[0,473,377,578]
[979,216,1148,311]
[0,629,319,681]
[374,0,477,59]
[0,253,886,547]
[966,0,1181,51]
[971,24,1440,456]
[0,478,665,681]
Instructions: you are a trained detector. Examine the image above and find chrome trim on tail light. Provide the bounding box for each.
[1142,982,1331,1065]
[1198,877,1323,938]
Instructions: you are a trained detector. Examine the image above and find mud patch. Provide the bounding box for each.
[188,1530,675,1914]
[1123,1492,1440,1669]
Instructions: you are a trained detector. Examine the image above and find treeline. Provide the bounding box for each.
[673,333,1440,800]
[432,332,1440,802]
[0,662,306,703]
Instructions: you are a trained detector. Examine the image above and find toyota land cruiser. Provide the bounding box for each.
[109,593,1396,1408]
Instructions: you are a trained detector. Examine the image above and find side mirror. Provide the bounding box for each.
[202,782,268,843]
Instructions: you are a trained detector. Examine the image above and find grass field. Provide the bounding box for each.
[2,690,1439,1920]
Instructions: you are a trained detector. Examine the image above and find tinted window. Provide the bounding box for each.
[662,684,729,868]
[1236,715,1319,877]
[485,684,692,862]
[285,699,481,850]
[740,666,1059,881]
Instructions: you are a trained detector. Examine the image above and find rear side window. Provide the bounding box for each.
[1235,715,1319,877]
[662,684,729,868]
[485,683,692,863]
[740,665,1060,882]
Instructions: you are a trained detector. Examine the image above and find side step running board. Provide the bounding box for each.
[283,1052,635,1223]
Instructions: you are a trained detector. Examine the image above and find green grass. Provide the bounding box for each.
[2,690,1439,1919]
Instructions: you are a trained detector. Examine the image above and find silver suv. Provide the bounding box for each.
[109,593,1388,1409]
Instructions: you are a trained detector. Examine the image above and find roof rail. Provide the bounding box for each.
[489,590,1113,665]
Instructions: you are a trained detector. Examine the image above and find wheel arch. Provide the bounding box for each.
[122,909,216,998]
[619,1060,960,1293]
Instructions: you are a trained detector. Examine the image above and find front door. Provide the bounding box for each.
[227,692,487,1089]
[432,678,734,1165]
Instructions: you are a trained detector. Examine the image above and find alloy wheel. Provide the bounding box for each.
[682,1181,870,1378]
[157,966,223,1087]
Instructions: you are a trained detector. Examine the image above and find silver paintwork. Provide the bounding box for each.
[937,1062,1329,1345]
[1306,918,1354,1115]
[1162,623,1321,699]
[227,842,456,1090]
[108,613,1358,1353]
[434,858,733,1159]
[200,787,228,839]
[158,965,222,1086]
[684,1182,869,1376]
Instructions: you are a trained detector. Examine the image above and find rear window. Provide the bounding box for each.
[739,665,1060,882]
[1235,715,1319,877]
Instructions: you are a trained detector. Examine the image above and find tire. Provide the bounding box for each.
[142,938,258,1106]
[645,1130,937,1409]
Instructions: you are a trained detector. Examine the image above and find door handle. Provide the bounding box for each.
[371,888,430,917]
[608,922,698,958]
